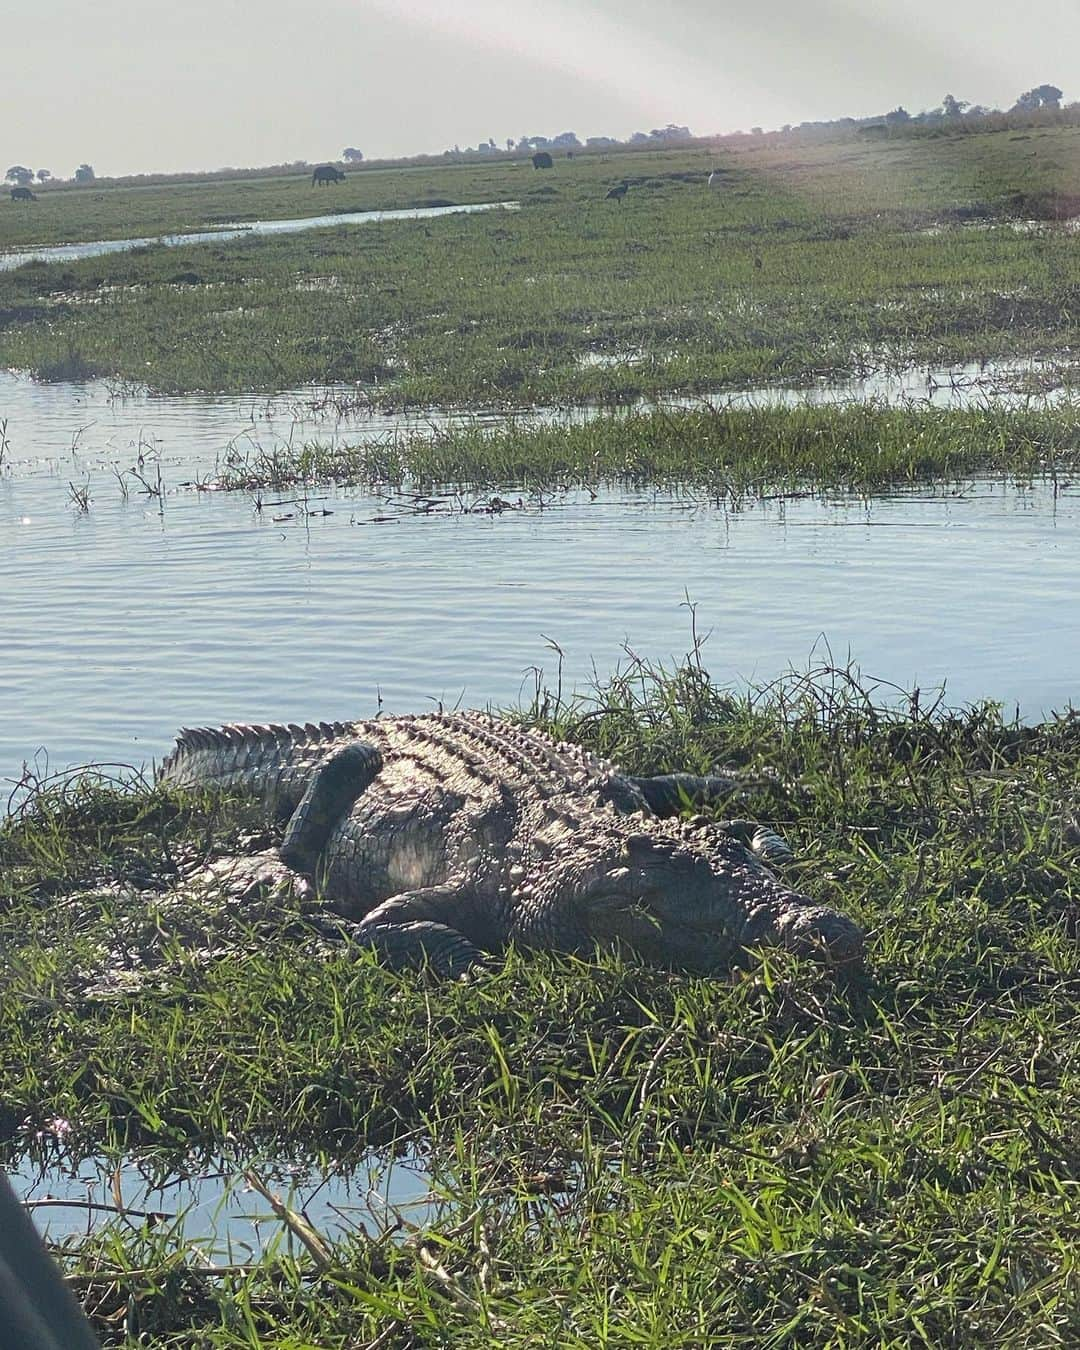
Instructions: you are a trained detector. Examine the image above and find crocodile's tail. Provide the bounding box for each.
[158,720,359,807]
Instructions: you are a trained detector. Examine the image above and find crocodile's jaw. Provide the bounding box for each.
[548,838,864,967]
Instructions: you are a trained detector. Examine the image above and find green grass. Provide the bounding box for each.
[3,656,1079,1343]
[0,160,522,250]
[215,401,1080,496]
[3,130,1080,402]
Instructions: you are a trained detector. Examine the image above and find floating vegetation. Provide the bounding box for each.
[211,401,1080,497]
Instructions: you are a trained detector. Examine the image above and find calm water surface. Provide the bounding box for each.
[10,1148,436,1252]
[1,370,1078,791]
[0,200,519,271]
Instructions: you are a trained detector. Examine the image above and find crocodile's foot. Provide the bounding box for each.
[185,849,315,909]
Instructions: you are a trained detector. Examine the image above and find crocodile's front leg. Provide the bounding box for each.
[280,741,383,876]
[621,776,795,864]
[709,818,795,864]
[346,881,488,976]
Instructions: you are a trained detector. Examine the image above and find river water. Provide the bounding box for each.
[1,367,1078,793]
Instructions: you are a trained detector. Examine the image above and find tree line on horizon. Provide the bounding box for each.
[4,163,94,188]
[5,83,1070,190]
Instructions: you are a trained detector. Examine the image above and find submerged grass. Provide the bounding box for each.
[216,401,1080,496]
[2,655,1079,1343]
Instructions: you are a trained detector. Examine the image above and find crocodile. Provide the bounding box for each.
[161,712,863,975]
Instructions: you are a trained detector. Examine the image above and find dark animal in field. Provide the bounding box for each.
[531,152,554,170]
[161,712,864,976]
[10,186,36,202]
[605,182,629,203]
[312,165,346,186]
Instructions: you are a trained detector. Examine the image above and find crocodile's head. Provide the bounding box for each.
[553,827,863,968]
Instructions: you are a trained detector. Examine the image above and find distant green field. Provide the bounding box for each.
[3,128,1080,400]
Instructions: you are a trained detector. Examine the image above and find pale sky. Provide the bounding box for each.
[3,0,1078,177]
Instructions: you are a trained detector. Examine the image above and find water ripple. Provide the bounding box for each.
[2,374,1079,787]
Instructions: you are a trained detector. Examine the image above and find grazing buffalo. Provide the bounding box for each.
[10,186,36,201]
[312,165,346,186]
[531,151,554,170]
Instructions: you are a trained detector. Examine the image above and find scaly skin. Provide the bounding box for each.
[161,712,864,974]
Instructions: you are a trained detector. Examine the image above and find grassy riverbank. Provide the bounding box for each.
[3,658,1078,1344]
[3,128,1080,402]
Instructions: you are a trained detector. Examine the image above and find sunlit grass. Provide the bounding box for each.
[3,655,1079,1342]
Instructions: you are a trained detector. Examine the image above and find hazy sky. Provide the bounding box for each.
[4,1,1078,176]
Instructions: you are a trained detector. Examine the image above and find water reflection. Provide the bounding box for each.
[9,1148,435,1253]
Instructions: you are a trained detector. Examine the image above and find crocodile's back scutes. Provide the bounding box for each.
[159,712,622,810]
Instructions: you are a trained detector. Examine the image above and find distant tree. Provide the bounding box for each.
[36,168,51,183]
[5,165,33,185]
[750,126,763,135]
[965,105,992,118]
[342,147,364,162]
[73,163,95,183]
[586,136,618,147]
[942,93,969,118]
[551,131,581,148]
[1014,84,1063,111]
[506,137,515,151]
[884,106,911,125]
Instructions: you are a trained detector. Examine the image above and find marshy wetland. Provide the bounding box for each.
[3,129,1080,1344]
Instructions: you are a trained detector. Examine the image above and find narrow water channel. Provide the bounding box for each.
[0,200,519,271]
